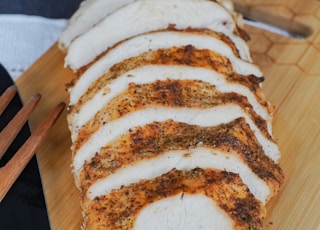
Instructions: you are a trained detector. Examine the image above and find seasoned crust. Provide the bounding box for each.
[70,45,266,116]
[69,27,243,87]
[80,118,284,199]
[84,168,265,230]
[74,79,272,151]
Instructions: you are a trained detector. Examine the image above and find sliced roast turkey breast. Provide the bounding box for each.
[59,1,285,229]
[81,119,284,204]
[65,0,252,70]
[68,30,262,106]
[83,168,265,230]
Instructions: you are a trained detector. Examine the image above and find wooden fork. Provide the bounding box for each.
[0,85,65,202]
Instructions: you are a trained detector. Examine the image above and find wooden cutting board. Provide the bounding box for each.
[15,0,320,229]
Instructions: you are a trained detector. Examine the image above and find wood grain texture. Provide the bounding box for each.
[15,0,320,229]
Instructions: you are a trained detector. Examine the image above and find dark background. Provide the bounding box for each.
[0,65,50,229]
[0,0,83,18]
[0,1,83,229]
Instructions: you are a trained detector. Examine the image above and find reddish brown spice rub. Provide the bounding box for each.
[74,79,272,151]
[80,118,284,198]
[69,45,267,117]
[84,168,265,230]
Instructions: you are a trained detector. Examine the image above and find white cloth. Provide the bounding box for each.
[0,14,67,80]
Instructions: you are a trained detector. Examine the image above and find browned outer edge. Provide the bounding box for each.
[69,44,266,114]
[84,168,265,230]
[67,26,248,88]
[80,118,284,197]
[74,79,272,152]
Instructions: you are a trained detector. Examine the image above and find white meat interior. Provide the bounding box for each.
[65,0,252,70]
[59,0,136,48]
[134,194,234,230]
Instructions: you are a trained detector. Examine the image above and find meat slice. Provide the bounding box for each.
[59,0,136,49]
[65,0,252,70]
[81,119,284,204]
[69,65,270,140]
[73,107,280,183]
[58,0,242,49]
[83,168,265,230]
[87,148,271,203]
[69,30,262,106]
[74,80,272,149]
